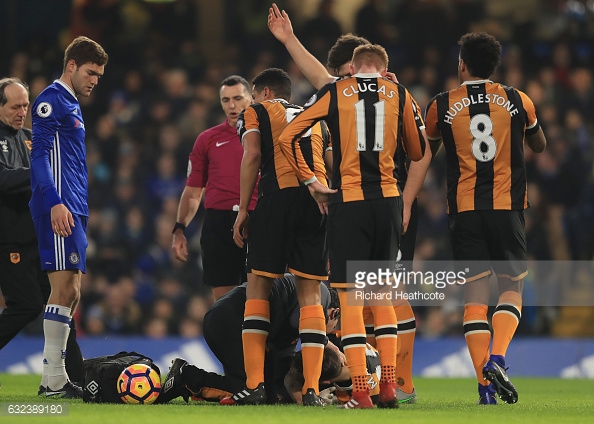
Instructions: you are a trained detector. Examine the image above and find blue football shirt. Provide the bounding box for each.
[30,80,89,218]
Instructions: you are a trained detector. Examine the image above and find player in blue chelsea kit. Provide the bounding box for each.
[30,36,108,398]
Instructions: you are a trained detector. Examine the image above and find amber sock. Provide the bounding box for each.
[352,374,370,393]
[338,290,367,383]
[394,300,416,392]
[463,303,491,384]
[370,304,398,383]
[242,299,270,389]
[491,291,522,357]
[299,304,326,395]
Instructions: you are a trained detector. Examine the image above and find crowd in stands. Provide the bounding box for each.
[1,0,593,338]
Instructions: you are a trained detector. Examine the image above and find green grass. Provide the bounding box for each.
[1,374,593,423]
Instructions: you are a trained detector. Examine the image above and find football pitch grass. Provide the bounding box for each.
[1,374,593,423]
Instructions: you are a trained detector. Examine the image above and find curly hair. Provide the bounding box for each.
[252,68,291,101]
[326,33,370,72]
[458,32,501,79]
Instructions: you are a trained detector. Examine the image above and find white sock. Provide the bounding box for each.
[43,304,72,390]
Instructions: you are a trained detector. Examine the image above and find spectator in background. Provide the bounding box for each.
[146,153,185,210]
[355,0,386,45]
[84,277,142,335]
[300,0,342,62]
[172,76,257,300]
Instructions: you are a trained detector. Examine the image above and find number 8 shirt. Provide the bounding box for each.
[424,80,540,214]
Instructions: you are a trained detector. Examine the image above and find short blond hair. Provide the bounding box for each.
[351,44,389,72]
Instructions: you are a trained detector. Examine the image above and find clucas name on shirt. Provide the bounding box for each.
[342,81,396,99]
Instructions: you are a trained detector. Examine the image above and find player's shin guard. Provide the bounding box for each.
[242,299,270,389]
[491,291,522,357]
[299,304,326,395]
[337,290,367,392]
[463,304,491,385]
[394,299,416,392]
[370,304,398,384]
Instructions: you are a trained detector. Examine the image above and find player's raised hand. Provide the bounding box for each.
[51,203,74,237]
[268,3,294,44]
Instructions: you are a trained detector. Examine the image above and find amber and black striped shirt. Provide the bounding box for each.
[425,80,540,214]
[279,73,426,203]
[238,98,328,197]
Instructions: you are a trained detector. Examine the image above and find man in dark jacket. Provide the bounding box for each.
[0,77,83,389]
[157,275,341,404]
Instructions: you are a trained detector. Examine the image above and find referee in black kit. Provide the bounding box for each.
[0,77,83,388]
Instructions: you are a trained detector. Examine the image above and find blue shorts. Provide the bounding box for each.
[33,214,88,273]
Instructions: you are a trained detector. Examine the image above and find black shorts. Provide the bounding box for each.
[201,209,247,287]
[328,197,403,286]
[247,187,328,280]
[448,210,527,281]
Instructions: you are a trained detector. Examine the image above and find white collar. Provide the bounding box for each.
[55,79,77,100]
[352,73,383,78]
[461,79,493,85]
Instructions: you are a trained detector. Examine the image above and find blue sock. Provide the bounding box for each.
[489,354,505,367]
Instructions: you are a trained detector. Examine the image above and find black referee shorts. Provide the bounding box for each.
[201,209,247,287]
[448,209,527,281]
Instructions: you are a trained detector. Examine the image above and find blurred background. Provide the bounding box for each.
[0,0,593,345]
